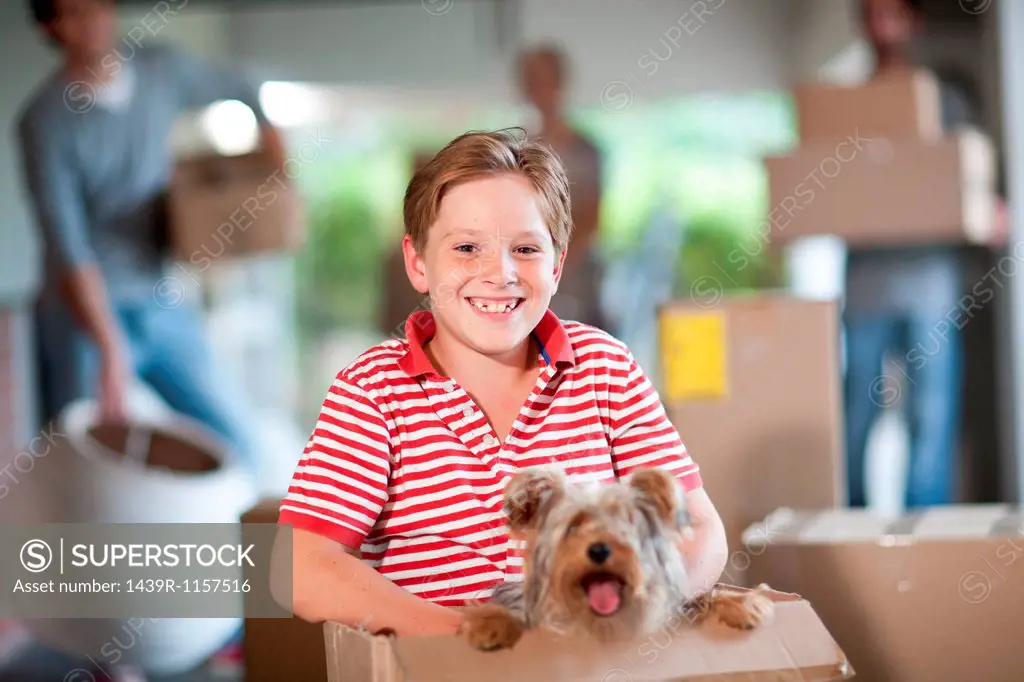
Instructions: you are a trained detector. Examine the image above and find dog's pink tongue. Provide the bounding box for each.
[586,580,621,615]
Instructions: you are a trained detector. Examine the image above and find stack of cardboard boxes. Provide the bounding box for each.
[654,72,1017,681]
[762,70,998,247]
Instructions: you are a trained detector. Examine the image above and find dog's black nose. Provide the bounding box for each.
[587,543,611,564]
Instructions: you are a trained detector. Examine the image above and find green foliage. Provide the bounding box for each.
[292,153,404,340]
[675,214,783,298]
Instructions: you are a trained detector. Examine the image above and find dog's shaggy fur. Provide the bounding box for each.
[459,467,773,650]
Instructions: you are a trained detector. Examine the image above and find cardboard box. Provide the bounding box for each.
[763,128,997,247]
[323,587,853,681]
[241,498,328,682]
[169,151,307,263]
[743,505,1024,682]
[659,294,844,586]
[794,70,943,141]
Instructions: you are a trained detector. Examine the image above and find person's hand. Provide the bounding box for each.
[376,605,464,639]
[988,198,1010,250]
[98,346,131,424]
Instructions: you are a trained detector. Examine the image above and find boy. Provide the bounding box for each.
[275,129,727,636]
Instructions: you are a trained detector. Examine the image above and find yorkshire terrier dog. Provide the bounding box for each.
[459,467,774,651]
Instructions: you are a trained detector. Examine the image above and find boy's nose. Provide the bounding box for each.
[479,250,518,286]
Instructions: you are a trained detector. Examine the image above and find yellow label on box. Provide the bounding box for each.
[660,310,728,401]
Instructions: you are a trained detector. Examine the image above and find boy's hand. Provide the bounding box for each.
[409,606,464,638]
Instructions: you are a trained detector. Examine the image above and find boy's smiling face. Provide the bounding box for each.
[403,172,566,359]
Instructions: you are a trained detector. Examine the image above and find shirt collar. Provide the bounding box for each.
[397,309,576,378]
[92,63,136,112]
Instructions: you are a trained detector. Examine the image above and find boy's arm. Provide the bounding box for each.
[270,374,463,634]
[606,350,728,593]
[673,488,728,594]
[273,527,463,636]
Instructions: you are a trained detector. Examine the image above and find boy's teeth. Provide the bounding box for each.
[471,299,518,313]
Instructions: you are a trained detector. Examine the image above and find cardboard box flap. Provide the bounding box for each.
[793,69,942,140]
[325,590,851,682]
[761,129,998,247]
[174,151,278,189]
[743,505,1024,547]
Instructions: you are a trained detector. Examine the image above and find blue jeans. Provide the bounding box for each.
[33,295,260,473]
[843,311,963,509]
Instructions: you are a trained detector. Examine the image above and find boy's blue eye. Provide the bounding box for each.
[516,246,540,254]
[454,244,477,253]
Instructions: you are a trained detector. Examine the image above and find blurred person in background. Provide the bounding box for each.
[17,0,285,464]
[517,43,609,330]
[843,0,1006,509]
[12,0,287,678]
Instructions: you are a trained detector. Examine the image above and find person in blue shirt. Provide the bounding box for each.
[16,0,287,480]
[13,1,290,679]
[844,0,1006,509]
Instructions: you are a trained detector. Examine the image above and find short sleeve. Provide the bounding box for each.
[608,350,703,492]
[16,114,95,272]
[278,373,393,549]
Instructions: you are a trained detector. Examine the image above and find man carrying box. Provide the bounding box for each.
[844,0,1005,509]
[13,4,288,677]
[16,0,287,472]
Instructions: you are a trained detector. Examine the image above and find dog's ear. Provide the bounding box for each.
[630,468,688,530]
[503,467,566,533]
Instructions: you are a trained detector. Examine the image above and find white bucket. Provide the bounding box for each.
[9,389,258,676]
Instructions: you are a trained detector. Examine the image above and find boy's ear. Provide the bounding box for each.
[551,246,567,292]
[630,468,688,530]
[503,467,566,533]
[402,234,430,295]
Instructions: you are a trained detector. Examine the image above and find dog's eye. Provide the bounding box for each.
[565,513,587,536]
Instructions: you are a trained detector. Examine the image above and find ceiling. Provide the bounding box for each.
[117,0,990,32]
[118,0,492,6]
[119,0,988,18]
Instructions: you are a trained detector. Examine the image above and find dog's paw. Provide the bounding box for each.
[459,604,524,651]
[710,587,774,631]
[682,591,716,626]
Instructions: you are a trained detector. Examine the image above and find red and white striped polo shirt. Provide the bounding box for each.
[278,309,702,606]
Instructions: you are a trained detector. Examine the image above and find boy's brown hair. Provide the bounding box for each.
[403,128,573,255]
